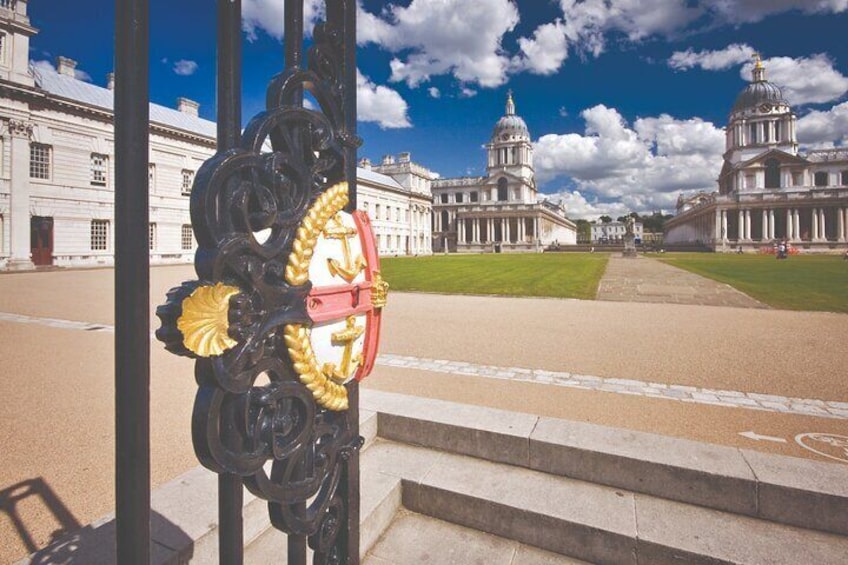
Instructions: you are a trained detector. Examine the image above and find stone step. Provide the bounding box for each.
[366,437,848,564]
[364,510,589,564]
[361,389,848,537]
[15,408,380,565]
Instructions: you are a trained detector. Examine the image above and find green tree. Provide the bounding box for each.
[599,215,612,224]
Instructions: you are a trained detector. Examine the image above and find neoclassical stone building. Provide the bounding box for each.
[0,0,430,269]
[430,93,577,253]
[665,57,848,251]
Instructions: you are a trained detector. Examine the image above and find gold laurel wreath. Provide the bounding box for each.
[284,182,351,411]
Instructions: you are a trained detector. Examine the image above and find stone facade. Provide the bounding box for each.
[665,56,848,252]
[0,0,430,269]
[430,93,577,253]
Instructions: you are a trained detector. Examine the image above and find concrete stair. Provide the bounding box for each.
[19,389,848,564]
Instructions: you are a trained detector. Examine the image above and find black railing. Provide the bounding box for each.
[115,0,361,563]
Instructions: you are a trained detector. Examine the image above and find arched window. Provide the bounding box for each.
[814,172,829,187]
[764,158,780,189]
[497,178,508,201]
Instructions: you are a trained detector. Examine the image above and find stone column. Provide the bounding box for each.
[518,217,525,243]
[714,209,721,243]
[745,209,752,240]
[458,218,465,244]
[820,208,827,241]
[838,207,846,242]
[533,217,539,243]
[812,208,819,241]
[769,209,775,240]
[761,210,768,242]
[721,210,728,242]
[793,209,800,241]
[786,209,792,240]
[8,120,35,270]
[505,217,511,243]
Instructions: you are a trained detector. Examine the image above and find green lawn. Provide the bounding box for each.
[379,253,608,300]
[658,253,848,313]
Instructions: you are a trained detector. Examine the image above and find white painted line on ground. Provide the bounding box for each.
[2,311,844,420]
[738,431,787,443]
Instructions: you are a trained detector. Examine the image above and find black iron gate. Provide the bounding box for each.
[114,1,360,563]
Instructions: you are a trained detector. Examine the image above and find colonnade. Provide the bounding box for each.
[456,216,540,245]
[713,206,848,242]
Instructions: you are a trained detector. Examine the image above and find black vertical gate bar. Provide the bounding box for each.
[329,0,357,211]
[114,0,151,563]
[283,5,308,562]
[216,1,244,563]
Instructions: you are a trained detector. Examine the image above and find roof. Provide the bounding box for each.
[32,66,217,139]
[356,167,406,191]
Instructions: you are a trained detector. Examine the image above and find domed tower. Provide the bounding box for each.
[486,91,535,191]
[724,54,797,168]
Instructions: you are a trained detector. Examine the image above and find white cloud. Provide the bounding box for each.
[459,86,477,98]
[669,43,755,71]
[706,0,848,24]
[360,0,519,88]
[549,190,631,220]
[534,105,724,213]
[428,87,440,99]
[558,0,702,57]
[30,59,91,82]
[242,0,323,41]
[173,59,199,76]
[797,101,848,147]
[512,19,569,75]
[741,54,848,105]
[356,70,411,129]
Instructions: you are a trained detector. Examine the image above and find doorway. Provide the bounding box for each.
[30,216,53,266]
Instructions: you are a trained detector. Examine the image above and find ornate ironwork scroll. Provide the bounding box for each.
[156,1,372,562]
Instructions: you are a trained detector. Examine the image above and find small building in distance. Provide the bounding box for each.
[664,56,848,252]
[430,92,577,253]
[591,221,644,244]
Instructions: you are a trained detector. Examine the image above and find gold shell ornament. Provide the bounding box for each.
[177,282,242,357]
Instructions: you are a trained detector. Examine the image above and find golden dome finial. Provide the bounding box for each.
[753,52,763,69]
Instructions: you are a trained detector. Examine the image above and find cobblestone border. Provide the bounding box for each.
[3,312,844,420]
[376,353,848,420]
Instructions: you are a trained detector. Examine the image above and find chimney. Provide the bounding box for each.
[381,154,395,166]
[106,72,115,90]
[358,157,372,171]
[56,56,78,77]
[177,97,199,116]
[398,152,411,163]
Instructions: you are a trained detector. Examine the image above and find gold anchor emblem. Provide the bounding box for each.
[322,315,365,384]
[325,213,366,283]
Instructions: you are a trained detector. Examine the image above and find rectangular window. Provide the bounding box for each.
[30,143,51,179]
[749,123,758,144]
[841,170,848,186]
[455,193,464,203]
[791,171,803,186]
[385,206,391,221]
[148,164,156,190]
[91,153,108,186]
[91,220,109,251]
[149,223,156,250]
[440,193,448,204]
[0,32,7,67]
[181,169,194,195]
[181,224,193,250]
[470,192,478,202]
[814,171,829,187]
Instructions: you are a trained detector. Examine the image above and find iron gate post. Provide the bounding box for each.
[114,0,151,562]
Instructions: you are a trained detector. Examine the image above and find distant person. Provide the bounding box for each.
[777,241,787,260]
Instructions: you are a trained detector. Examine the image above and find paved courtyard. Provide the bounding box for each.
[1,256,846,562]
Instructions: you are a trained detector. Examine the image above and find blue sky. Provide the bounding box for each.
[27,1,848,219]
